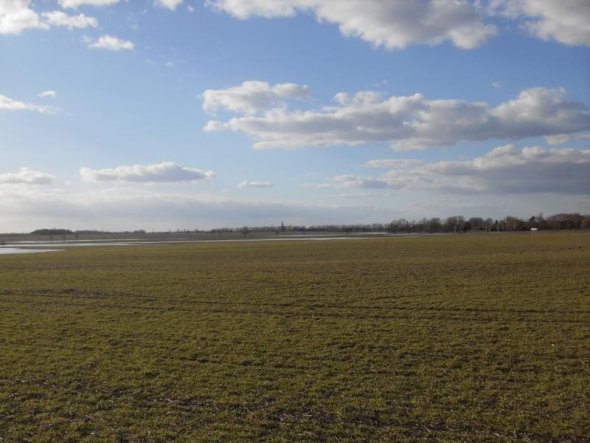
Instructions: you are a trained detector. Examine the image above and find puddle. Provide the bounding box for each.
[0,248,62,255]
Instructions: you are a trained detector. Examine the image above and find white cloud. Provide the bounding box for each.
[551,131,590,144]
[58,0,119,8]
[0,93,53,113]
[204,0,298,18]
[0,167,55,185]
[333,92,350,105]
[203,81,310,115]
[521,0,590,46]
[332,174,402,190]
[238,180,273,189]
[544,134,570,145]
[88,34,134,51]
[318,145,590,194]
[0,0,45,34]
[365,159,423,169]
[0,1,98,35]
[486,0,590,46]
[155,0,184,10]
[205,0,497,49]
[204,86,590,150]
[42,10,97,29]
[79,162,216,183]
[38,90,57,98]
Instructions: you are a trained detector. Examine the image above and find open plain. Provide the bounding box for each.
[0,232,588,441]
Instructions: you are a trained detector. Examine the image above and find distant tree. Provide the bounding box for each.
[547,213,584,230]
[444,216,465,233]
[468,217,485,231]
[31,228,72,236]
[526,214,544,230]
[504,216,524,231]
[427,217,442,233]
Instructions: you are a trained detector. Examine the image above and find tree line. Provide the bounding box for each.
[23,212,589,238]
[383,213,590,233]
[213,212,589,235]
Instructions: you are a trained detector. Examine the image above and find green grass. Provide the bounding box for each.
[0,232,589,441]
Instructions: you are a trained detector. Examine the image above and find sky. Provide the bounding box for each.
[1,0,589,232]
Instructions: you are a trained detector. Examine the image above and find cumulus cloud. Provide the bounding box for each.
[0,0,45,34]
[544,134,570,145]
[486,0,590,46]
[38,90,57,98]
[58,0,119,8]
[42,10,97,29]
[317,145,590,194]
[204,0,299,18]
[0,167,55,185]
[365,159,423,169]
[204,86,590,150]
[87,34,134,51]
[238,180,273,189]
[79,162,216,183]
[0,1,98,35]
[205,0,497,49]
[0,93,53,113]
[207,0,590,48]
[155,0,184,10]
[326,175,402,190]
[203,81,310,115]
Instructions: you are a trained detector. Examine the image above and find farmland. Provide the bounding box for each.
[0,232,588,441]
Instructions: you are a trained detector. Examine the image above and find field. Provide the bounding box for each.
[0,232,588,442]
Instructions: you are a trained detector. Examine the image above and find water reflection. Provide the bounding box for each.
[0,248,62,255]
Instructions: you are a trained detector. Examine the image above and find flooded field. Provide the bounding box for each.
[0,233,401,252]
[0,248,61,255]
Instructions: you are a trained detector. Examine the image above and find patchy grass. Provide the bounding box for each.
[0,232,588,441]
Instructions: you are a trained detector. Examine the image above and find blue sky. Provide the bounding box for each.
[1,0,589,231]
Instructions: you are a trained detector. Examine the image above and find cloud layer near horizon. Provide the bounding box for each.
[0,167,55,185]
[313,145,590,194]
[204,86,590,150]
[0,186,377,231]
[1,144,588,232]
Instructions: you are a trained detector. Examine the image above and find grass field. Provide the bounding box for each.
[0,232,589,442]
